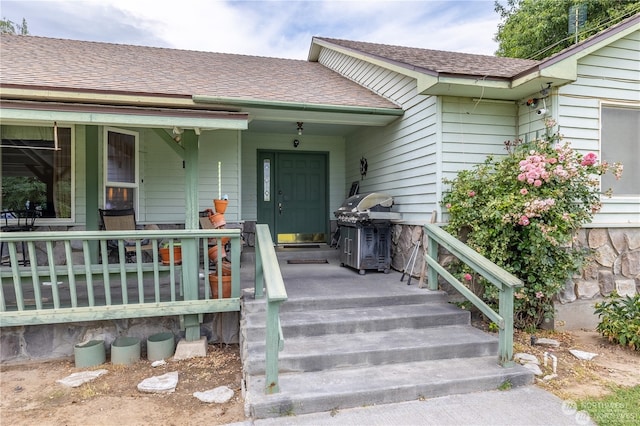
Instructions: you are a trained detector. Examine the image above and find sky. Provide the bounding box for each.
[1,0,504,59]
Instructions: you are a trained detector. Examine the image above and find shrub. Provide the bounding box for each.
[442,119,622,328]
[595,293,640,351]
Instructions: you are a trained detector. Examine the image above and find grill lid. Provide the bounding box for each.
[337,192,393,213]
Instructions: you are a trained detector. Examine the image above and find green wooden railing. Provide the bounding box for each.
[423,224,523,366]
[0,229,241,327]
[253,224,287,394]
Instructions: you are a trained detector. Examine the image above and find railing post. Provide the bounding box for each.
[254,236,264,299]
[426,228,438,291]
[498,285,515,366]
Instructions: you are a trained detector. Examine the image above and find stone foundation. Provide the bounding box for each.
[0,313,239,364]
[390,224,640,330]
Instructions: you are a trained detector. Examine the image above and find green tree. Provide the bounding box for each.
[1,17,29,35]
[494,0,640,59]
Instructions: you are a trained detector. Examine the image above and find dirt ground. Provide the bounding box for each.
[1,330,639,425]
[0,344,246,426]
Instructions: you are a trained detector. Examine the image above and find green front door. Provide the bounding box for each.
[257,151,328,244]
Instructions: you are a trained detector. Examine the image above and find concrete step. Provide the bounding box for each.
[242,289,449,314]
[244,325,499,375]
[243,302,470,340]
[244,356,534,419]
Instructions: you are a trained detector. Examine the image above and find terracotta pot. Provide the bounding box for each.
[209,212,226,228]
[214,199,228,214]
[209,274,232,298]
[208,245,226,261]
[159,246,182,265]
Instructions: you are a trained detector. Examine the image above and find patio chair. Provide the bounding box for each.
[1,209,39,266]
[99,208,153,263]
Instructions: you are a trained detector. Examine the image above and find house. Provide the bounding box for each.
[1,14,638,338]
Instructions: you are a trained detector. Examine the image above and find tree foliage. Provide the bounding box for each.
[494,0,640,59]
[1,17,29,35]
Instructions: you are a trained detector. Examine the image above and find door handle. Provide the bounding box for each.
[278,202,283,215]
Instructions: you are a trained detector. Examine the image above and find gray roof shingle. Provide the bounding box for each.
[313,37,540,79]
[0,35,399,109]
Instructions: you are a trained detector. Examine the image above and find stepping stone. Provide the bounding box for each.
[193,386,234,403]
[137,371,179,394]
[57,369,108,387]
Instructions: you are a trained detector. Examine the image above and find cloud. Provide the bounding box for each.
[2,0,500,58]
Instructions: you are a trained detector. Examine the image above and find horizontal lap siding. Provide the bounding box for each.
[319,49,438,224]
[141,129,241,224]
[557,30,640,224]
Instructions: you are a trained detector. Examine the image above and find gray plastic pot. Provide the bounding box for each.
[111,337,141,365]
[74,340,106,368]
[146,332,175,361]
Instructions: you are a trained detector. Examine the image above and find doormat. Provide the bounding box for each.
[287,259,329,264]
[282,244,321,249]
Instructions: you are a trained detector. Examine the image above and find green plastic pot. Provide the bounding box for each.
[111,337,141,365]
[74,340,106,368]
[146,332,175,361]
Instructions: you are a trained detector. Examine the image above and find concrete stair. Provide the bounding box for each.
[240,266,533,419]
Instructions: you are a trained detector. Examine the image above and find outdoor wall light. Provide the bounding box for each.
[172,126,183,142]
[297,122,303,136]
[293,139,300,148]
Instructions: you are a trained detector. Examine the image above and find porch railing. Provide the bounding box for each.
[0,229,241,327]
[423,224,523,366]
[253,224,287,394]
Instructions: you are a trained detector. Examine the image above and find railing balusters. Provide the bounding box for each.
[46,241,60,309]
[100,240,111,305]
[118,242,128,305]
[64,241,77,308]
[8,244,24,311]
[82,241,95,307]
[135,241,145,304]
[152,240,160,303]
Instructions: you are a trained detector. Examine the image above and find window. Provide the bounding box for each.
[104,128,139,210]
[601,105,639,196]
[1,124,73,219]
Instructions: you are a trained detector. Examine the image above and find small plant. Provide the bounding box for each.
[595,292,640,351]
[498,380,512,391]
[488,322,499,333]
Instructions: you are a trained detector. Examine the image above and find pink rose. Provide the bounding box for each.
[581,152,597,166]
[534,180,542,187]
[520,188,528,195]
[463,273,472,281]
[518,215,530,226]
[535,291,544,299]
[468,191,476,197]
[445,203,452,209]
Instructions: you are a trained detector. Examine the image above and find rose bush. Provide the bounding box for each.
[442,119,623,328]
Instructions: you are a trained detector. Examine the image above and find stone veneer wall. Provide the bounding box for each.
[390,224,640,330]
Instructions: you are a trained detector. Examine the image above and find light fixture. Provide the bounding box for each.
[293,139,300,148]
[172,126,183,142]
[296,122,303,136]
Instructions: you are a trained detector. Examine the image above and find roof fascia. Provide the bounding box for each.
[192,95,403,117]
[0,100,248,130]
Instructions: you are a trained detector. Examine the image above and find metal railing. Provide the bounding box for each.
[253,224,288,394]
[0,229,241,327]
[423,224,523,366]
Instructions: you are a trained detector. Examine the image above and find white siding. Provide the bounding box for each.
[556,30,640,224]
[140,129,241,224]
[241,132,345,221]
[320,48,521,224]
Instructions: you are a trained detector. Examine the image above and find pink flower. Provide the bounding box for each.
[535,291,544,299]
[445,203,452,209]
[581,152,597,166]
[463,273,472,281]
[468,191,476,197]
[517,173,526,181]
[520,188,528,195]
[518,215,530,226]
[534,180,542,187]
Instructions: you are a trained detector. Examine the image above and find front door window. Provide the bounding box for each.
[104,128,138,210]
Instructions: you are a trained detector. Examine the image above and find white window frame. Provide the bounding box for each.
[599,102,640,199]
[103,127,139,212]
[0,121,76,224]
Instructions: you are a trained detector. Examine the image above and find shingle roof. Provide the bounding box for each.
[314,37,540,79]
[0,35,399,109]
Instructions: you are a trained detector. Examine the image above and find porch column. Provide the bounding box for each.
[85,125,100,262]
[181,130,201,341]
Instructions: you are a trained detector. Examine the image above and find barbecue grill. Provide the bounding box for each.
[334,192,401,275]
